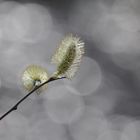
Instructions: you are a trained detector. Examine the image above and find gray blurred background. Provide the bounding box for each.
[0,0,140,139]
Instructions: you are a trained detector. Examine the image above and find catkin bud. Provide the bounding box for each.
[22,65,49,94]
[51,34,85,79]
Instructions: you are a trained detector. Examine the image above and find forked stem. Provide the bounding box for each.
[0,76,66,121]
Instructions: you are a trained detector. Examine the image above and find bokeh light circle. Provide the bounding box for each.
[96,130,129,140]
[122,120,140,140]
[69,106,109,140]
[27,117,67,140]
[44,85,85,124]
[64,56,102,96]
[10,3,53,43]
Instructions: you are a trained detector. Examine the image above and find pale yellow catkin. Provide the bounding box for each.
[52,34,85,79]
[22,65,49,94]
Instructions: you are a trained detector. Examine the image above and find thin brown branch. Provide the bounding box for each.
[0,76,66,121]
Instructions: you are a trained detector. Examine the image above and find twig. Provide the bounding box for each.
[0,76,66,121]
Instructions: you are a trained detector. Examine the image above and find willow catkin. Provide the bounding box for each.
[22,65,49,94]
[51,34,85,79]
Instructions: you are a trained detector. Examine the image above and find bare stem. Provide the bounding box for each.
[0,76,66,121]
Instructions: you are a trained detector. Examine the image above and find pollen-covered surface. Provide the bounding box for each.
[52,35,85,79]
[22,65,49,93]
[57,45,76,77]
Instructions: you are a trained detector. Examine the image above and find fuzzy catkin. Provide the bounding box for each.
[22,65,49,94]
[52,34,85,79]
